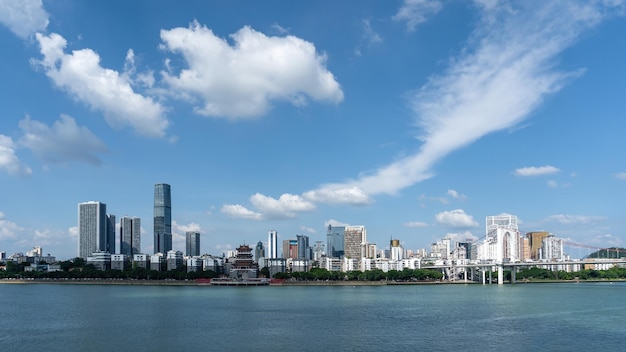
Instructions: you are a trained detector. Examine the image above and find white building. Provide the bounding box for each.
[267,230,278,259]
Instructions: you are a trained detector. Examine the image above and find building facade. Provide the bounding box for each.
[255,241,265,261]
[296,234,310,260]
[344,225,366,260]
[78,201,114,259]
[153,183,172,254]
[186,231,201,257]
[120,216,141,256]
[326,225,345,258]
[267,230,278,259]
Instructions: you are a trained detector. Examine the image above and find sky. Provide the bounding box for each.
[1,0,626,260]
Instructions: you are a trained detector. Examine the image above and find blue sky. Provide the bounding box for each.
[1,0,625,260]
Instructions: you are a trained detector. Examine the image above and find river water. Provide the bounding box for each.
[1,282,624,351]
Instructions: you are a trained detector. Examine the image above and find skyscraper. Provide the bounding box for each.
[326,225,345,258]
[297,234,310,260]
[267,230,278,259]
[344,225,366,259]
[78,201,113,259]
[153,183,172,254]
[120,216,141,256]
[255,241,265,261]
[186,231,200,257]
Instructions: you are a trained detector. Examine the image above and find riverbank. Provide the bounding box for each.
[4,278,622,286]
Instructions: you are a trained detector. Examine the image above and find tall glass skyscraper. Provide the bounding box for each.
[326,225,345,258]
[120,216,141,256]
[186,231,200,257]
[153,183,172,254]
[78,201,114,259]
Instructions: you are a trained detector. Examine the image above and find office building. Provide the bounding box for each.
[154,183,172,254]
[255,241,265,261]
[120,216,141,256]
[78,201,114,259]
[326,225,345,258]
[282,239,298,259]
[527,231,550,260]
[267,230,278,259]
[344,225,366,260]
[296,234,310,260]
[186,231,200,257]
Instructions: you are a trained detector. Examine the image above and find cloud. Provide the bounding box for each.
[33,33,169,137]
[514,165,560,176]
[547,180,558,188]
[615,172,626,180]
[324,219,350,228]
[404,221,429,228]
[309,2,614,204]
[0,0,48,39]
[300,226,317,234]
[592,234,622,247]
[545,214,607,225]
[356,19,383,56]
[0,212,23,240]
[435,209,479,228]
[393,0,443,32]
[271,23,289,35]
[172,221,202,252]
[445,231,478,244]
[220,204,263,221]
[447,189,467,200]
[159,22,343,119]
[18,114,108,165]
[250,193,316,219]
[0,134,32,176]
[303,186,372,206]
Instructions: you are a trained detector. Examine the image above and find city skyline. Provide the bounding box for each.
[1,1,626,260]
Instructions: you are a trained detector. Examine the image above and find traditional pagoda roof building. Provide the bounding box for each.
[229,244,258,280]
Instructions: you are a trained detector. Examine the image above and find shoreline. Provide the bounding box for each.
[1,278,623,286]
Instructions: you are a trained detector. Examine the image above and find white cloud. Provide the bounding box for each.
[300,226,317,234]
[404,221,429,228]
[303,185,372,206]
[356,19,383,56]
[0,212,23,240]
[445,231,478,244]
[615,172,626,180]
[547,180,558,188]
[393,0,443,32]
[271,23,289,35]
[250,193,316,219]
[592,234,622,247]
[435,209,479,228]
[159,22,343,119]
[447,189,467,200]
[310,2,614,204]
[545,214,607,225]
[19,114,108,165]
[0,134,31,176]
[324,219,350,228]
[514,165,560,176]
[0,0,48,39]
[220,204,263,221]
[171,221,202,252]
[34,33,169,137]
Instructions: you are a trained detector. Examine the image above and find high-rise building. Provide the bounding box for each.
[344,225,366,259]
[326,225,345,258]
[282,239,298,259]
[186,231,200,257]
[296,234,310,260]
[267,230,278,259]
[120,216,141,256]
[106,214,116,254]
[153,183,172,254]
[255,241,265,261]
[526,231,550,260]
[78,201,114,259]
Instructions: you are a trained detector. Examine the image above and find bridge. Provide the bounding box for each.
[423,258,626,285]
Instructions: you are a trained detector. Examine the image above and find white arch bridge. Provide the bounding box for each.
[422,259,626,285]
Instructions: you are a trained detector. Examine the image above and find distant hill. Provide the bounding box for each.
[586,247,626,259]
